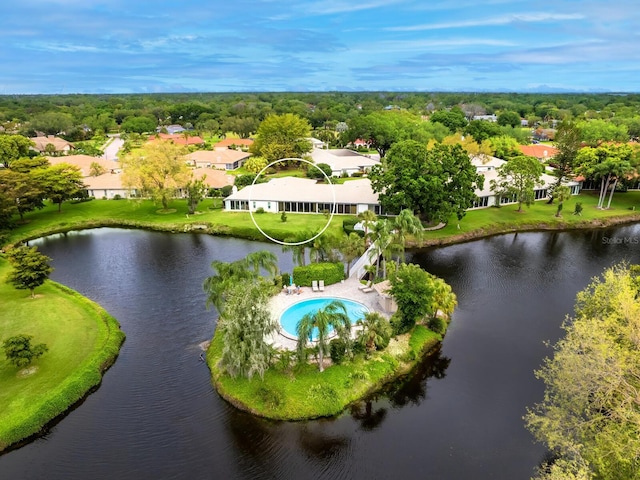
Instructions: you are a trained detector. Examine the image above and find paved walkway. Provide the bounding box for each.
[266,276,388,351]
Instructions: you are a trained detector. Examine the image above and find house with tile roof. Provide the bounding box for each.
[30,135,75,154]
[519,144,559,161]
[46,154,119,177]
[214,138,254,150]
[187,149,249,170]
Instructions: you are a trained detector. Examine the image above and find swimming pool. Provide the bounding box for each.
[279,297,369,339]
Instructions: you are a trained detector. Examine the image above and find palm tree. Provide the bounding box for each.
[358,209,378,249]
[282,230,313,267]
[553,185,572,218]
[245,250,278,277]
[356,312,392,358]
[339,232,365,278]
[296,300,351,372]
[392,209,424,263]
[368,220,393,279]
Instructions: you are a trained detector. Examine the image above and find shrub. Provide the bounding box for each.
[390,312,413,336]
[280,211,287,222]
[220,185,233,198]
[306,162,332,179]
[329,338,347,364]
[255,207,265,214]
[342,217,364,237]
[574,202,583,216]
[112,194,122,200]
[256,385,284,409]
[428,316,447,335]
[293,262,344,287]
[281,272,291,287]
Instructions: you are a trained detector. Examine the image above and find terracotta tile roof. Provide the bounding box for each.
[149,133,205,145]
[191,167,235,189]
[46,154,119,177]
[31,136,74,152]
[187,149,250,168]
[214,138,253,148]
[519,144,559,159]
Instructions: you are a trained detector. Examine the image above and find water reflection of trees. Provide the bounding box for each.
[349,347,451,430]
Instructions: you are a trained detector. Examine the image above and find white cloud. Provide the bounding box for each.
[385,13,584,32]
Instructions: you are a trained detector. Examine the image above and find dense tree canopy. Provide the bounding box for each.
[525,263,640,480]
[120,141,191,210]
[32,163,85,212]
[250,113,312,164]
[369,140,483,223]
[429,108,468,133]
[0,135,34,168]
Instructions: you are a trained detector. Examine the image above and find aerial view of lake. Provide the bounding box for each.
[1,224,638,479]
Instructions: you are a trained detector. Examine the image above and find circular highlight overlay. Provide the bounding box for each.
[248,158,336,246]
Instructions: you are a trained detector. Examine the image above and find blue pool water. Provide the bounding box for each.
[280,297,369,339]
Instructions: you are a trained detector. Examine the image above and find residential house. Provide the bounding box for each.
[214,138,254,151]
[473,114,498,122]
[45,154,128,199]
[30,135,74,154]
[519,144,559,162]
[45,154,119,177]
[158,124,186,134]
[187,150,249,170]
[224,177,382,215]
[191,167,235,189]
[309,148,379,177]
[149,133,205,146]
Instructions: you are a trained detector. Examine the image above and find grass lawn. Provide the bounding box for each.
[208,325,441,420]
[421,190,640,244]
[5,198,346,246]
[0,260,124,451]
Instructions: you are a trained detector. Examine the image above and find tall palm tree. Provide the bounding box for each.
[339,232,365,278]
[392,209,424,263]
[356,312,392,358]
[296,300,350,372]
[368,220,392,279]
[203,259,253,314]
[358,209,378,249]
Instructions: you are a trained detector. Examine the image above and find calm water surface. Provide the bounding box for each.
[1,225,639,480]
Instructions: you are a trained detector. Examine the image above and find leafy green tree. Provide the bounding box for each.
[8,157,50,174]
[550,121,582,195]
[489,135,521,160]
[121,141,191,210]
[217,281,278,380]
[525,263,640,480]
[577,119,629,147]
[490,156,544,212]
[2,334,48,368]
[464,119,502,142]
[32,163,85,212]
[120,116,157,134]
[0,170,45,221]
[0,135,34,168]
[296,300,351,372]
[29,111,73,136]
[575,143,638,209]
[428,277,457,322]
[356,312,392,357]
[6,245,54,297]
[429,108,468,133]
[185,175,208,214]
[89,161,106,177]
[388,263,437,334]
[497,111,521,128]
[250,113,312,164]
[370,140,483,223]
[306,162,332,179]
[243,156,268,174]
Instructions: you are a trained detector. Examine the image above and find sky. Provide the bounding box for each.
[1,0,639,94]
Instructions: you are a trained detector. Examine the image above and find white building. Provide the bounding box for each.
[224,177,383,215]
[309,148,380,178]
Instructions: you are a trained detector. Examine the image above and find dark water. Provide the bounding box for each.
[1,225,639,480]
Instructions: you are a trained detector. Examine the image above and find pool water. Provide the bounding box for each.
[280,297,369,339]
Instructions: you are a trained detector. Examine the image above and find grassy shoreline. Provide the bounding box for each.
[0,260,125,452]
[207,324,441,420]
[1,191,638,429]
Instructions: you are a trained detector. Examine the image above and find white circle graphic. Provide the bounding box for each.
[247,158,336,246]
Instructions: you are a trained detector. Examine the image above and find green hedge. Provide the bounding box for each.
[342,217,364,237]
[293,262,344,287]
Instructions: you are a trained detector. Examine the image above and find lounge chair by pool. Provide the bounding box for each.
[319,280,325,291]
[312,280,319,292]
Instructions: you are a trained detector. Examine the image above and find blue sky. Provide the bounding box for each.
[1,0,639,94]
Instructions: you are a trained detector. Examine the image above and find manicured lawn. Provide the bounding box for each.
[421,191,640,244]
[5,198,346,245]
[0,260,124,451]
[208,325,440,420]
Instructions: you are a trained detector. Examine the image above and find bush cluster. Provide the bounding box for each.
[293,262,344,287]
[342,217,364,237]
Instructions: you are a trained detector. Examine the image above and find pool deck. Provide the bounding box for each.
[267,277,389,351]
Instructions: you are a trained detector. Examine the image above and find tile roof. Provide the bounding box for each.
[519,144,559,158]
[46,154,119,177]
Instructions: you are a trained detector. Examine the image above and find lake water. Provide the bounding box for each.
[1,224,639,479]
